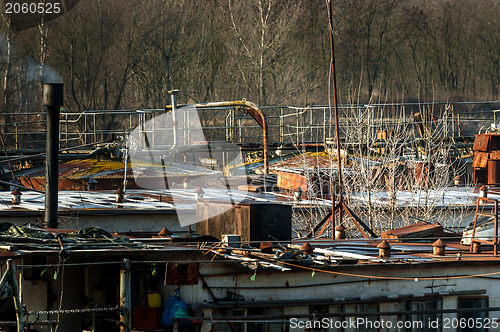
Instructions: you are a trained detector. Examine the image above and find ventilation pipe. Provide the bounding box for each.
[11,188,21,205]
[432,239,446,256]
[42,83,63,228]
[377,240,391,258]
[169,89,179,151]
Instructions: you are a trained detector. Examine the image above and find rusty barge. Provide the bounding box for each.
[0,84,500,331]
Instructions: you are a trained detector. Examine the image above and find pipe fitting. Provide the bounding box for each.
[335,224,346,239]
[432,239,446,256]
[11,189,21,205]
[115,187,124,203]
[377,240,391,258]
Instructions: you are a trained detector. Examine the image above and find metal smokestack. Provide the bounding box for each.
[42,83,63,228]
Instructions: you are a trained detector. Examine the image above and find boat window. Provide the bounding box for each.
[458,296,488,332]
[337,303,380,332]
[358,303,379,332]
[308,305,329,331]
[214,308,246,332]
[212,307,285,332]
[248,307,284,332]
[406,298,442,332]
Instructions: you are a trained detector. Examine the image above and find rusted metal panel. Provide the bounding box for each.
[491,151,500,160]
[381,222,443,240]
[237,184,264,192]
[272,152,333,169]
[277,171,308,191]
[488,160,500,185]
[472,152,489,168]
[473,135,490,152]
[19,160,209,190]
[20,173,208,191]
[166,262,199,285]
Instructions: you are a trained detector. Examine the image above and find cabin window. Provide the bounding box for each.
[214,308,246,332]
[358,303,379,332]
[307,305,329,331]
[247,307,284,332]
[458,296,488,332]
[340,303,360,332]
[212,307,285,332]
[406,299,442,332]
[335,303,379,332]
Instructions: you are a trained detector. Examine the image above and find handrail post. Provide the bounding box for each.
[495,200,498,255]
[194,101,269,174]
[119,259,131,332]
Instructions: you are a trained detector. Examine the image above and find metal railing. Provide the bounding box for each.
[0,101,498,153]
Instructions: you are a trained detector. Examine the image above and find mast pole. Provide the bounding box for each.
[328,0,343,235]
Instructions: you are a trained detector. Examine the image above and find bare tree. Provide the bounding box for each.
[225,0,302,105]
[476,0,500,99]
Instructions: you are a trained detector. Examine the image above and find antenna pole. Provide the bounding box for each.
[328,0,343,235]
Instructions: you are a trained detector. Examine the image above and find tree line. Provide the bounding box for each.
[0,0,498,116]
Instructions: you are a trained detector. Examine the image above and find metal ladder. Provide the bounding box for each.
[470,196,498,255]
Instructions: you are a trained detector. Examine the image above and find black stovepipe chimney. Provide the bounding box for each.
[42,83,63,228]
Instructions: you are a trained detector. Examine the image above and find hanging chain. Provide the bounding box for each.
[27,306,118,316]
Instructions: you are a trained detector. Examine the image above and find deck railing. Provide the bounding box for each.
[0,101,498,152]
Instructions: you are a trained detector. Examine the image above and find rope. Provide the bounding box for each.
[275,259,500,281]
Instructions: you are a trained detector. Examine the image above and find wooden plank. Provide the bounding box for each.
[471,239,496,244]
[476,212,496,218]
[381,222,443,239]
